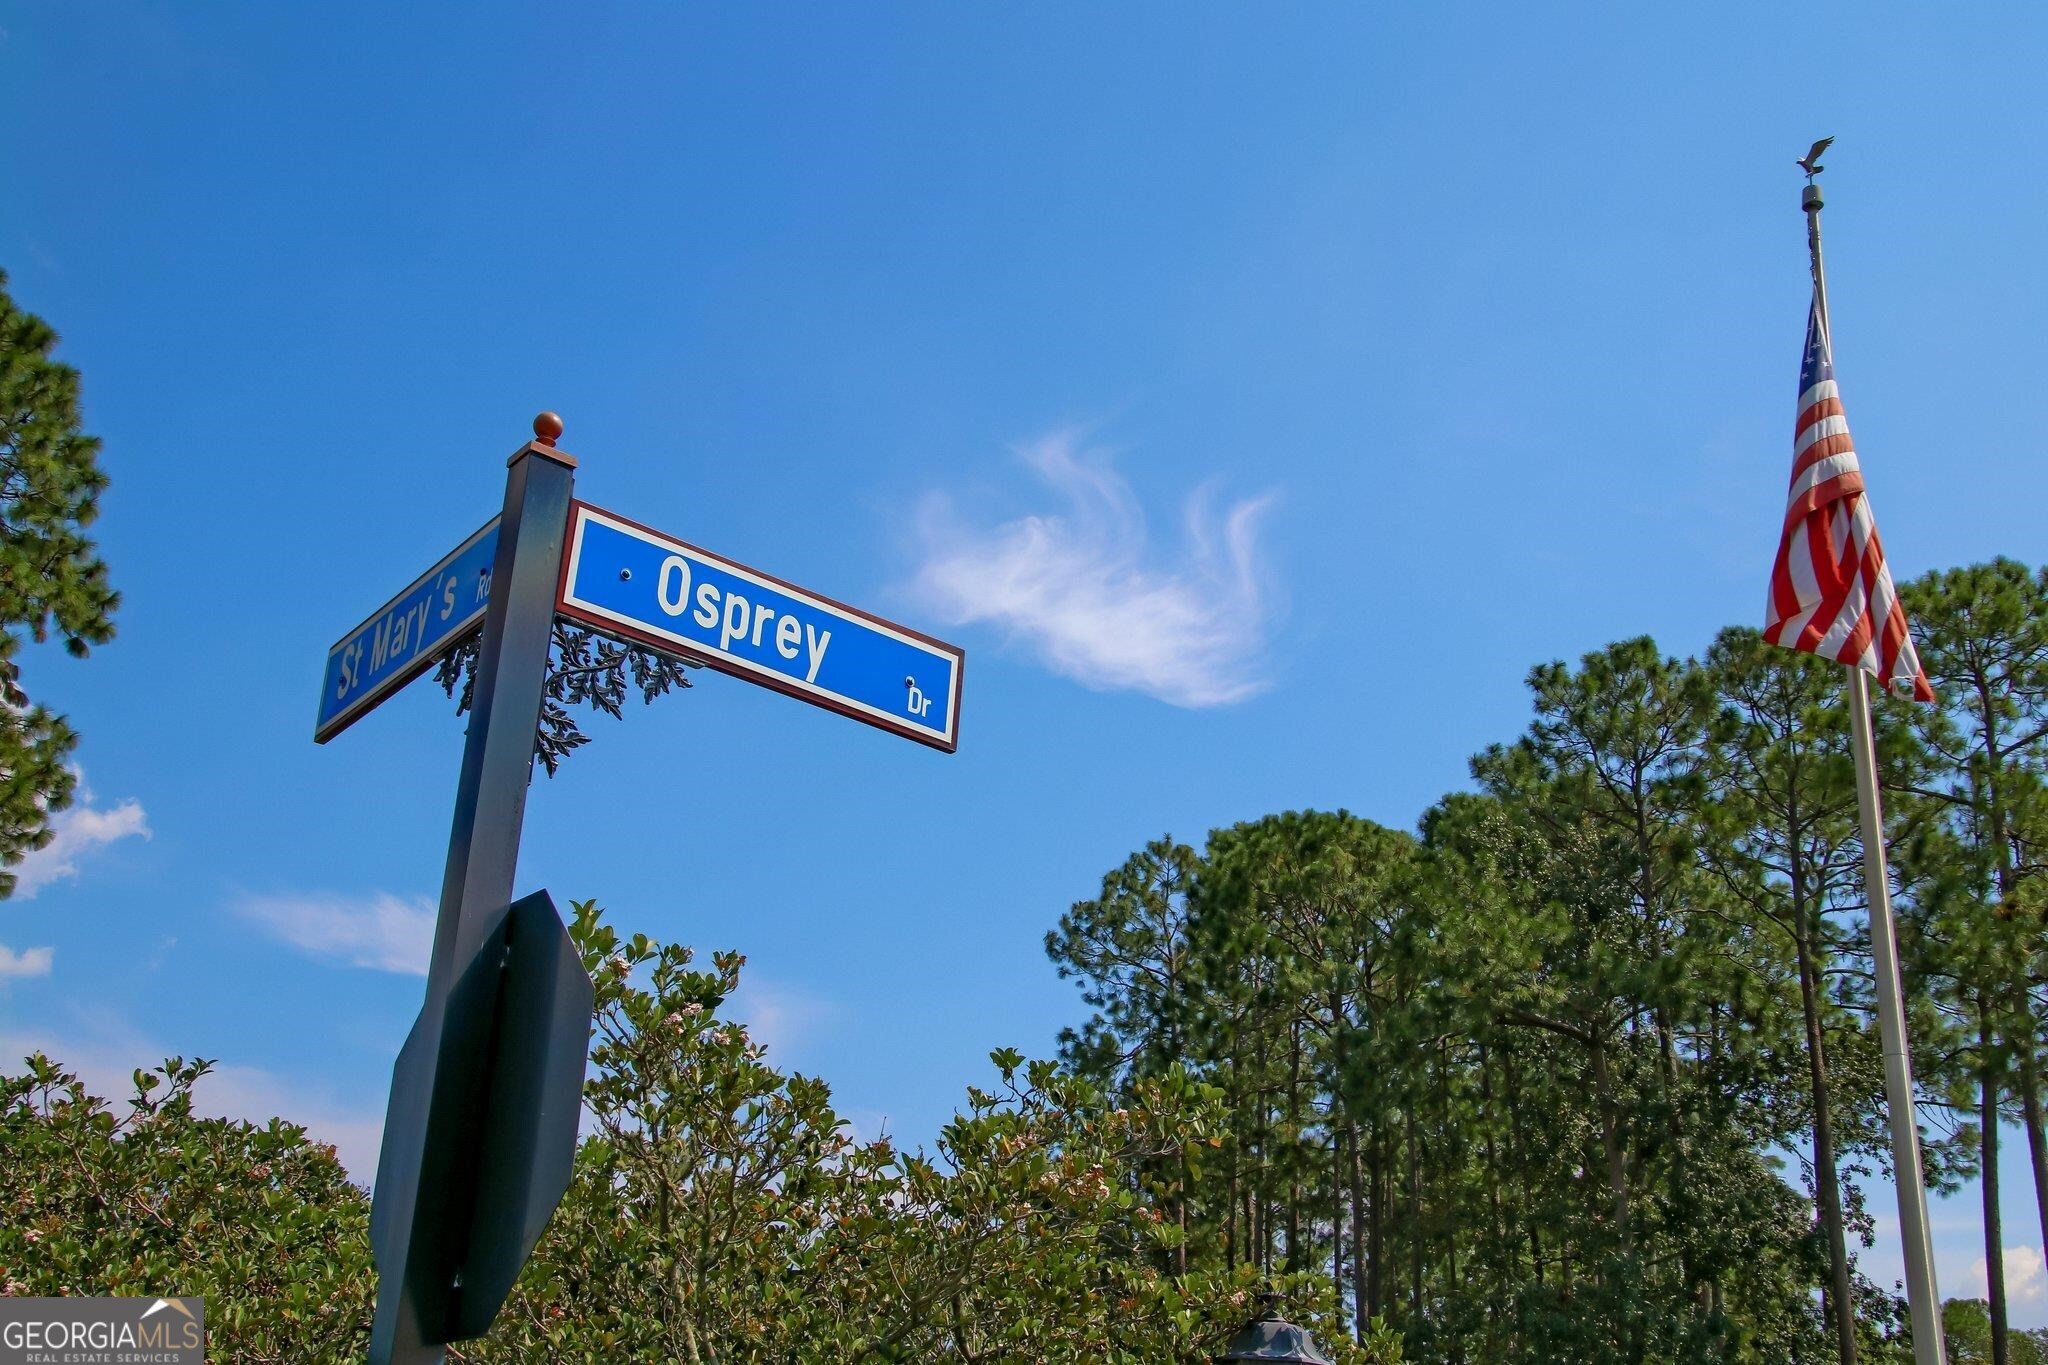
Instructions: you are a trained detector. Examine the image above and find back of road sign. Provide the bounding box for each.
[370,890,594,1344]
[452,892,595,1338]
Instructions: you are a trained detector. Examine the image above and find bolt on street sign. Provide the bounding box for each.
[556,502,964,751]
[315,518,500,742]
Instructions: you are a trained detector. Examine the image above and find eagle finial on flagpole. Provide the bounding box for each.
[1800,138,1832,289]
[1797,136,1834,183]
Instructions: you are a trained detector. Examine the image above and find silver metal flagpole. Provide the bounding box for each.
[1803,166,1949,1365]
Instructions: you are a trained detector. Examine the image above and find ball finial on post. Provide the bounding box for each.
[533,412,565,447]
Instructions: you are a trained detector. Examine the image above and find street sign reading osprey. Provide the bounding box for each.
[556,502,964,752]
[316,519,500,743]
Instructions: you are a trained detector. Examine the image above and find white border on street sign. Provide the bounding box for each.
[315,517,499,744]
[556,502,964,752]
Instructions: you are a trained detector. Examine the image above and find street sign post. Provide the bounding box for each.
[316,519,500,743]
[323,414,963,1363]
[366,420,580,1365]
[557,502,964,751]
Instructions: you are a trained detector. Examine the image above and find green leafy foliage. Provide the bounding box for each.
[1945,1296,2048,1364]
[0,270,118,896]
[469,900,1395,1363]
[15,558,2048,1364]
[0,1054,374,1362]
[1893,560,2048,1363]
[1043,582,2048,1364]
[0,903,1398,1363]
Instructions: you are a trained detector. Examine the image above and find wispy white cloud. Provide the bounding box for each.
[0,943,53,979]
[0,1014,386,1179]
[12,772,149,899]
[906,430,1279,709]
[234,890,433,975]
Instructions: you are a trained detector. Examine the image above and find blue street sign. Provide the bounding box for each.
[556,502,963,751]
[316,519,500,743]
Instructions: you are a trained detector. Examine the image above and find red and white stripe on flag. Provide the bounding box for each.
[1764,296,1935,702]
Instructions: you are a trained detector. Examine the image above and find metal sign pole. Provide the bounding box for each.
[368,415,577,1365]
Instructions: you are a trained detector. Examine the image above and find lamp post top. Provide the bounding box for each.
[1214,1292,1337,1364]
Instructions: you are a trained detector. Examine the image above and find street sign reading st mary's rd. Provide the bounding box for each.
[316,519,500,743]
[556,502,964,751]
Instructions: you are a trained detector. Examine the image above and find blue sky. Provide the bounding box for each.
[7,0,2048,1323]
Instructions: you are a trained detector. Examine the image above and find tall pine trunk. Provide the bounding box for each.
[2019,1051,2048,1257]
[1334,993,1368,1338]
[1407,1108,1424,1327]
[1591,1031,1630,1247]
[1795,910,1858,1365]
[1369,1127,1386,1321]
[1983,1008,2011,1365]
[1349,1124,1369,1339]
[1287,1021,1303,1271]
[1330,1128,1345,1322]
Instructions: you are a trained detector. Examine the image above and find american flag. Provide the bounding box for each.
[1765,293,1934,701]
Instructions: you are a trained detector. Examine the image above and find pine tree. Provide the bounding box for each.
[1195,810,1421,1336]
[1698,626,1889,1365]
[0,270,118,896]
[1898,561,2048,1365]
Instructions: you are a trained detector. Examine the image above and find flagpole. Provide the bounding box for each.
[1804,171,1949,1365]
